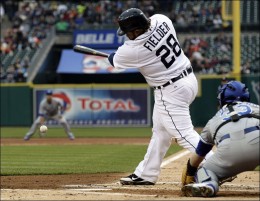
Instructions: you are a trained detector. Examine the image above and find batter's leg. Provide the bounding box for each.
[161,75,214,160]
[134,106,172,183]
[24,117,41,140]
[175,128,214,161]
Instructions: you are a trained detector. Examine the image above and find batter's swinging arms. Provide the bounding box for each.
[108,8,213,185]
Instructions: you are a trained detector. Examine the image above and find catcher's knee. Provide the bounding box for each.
[196,167,218,183]
[195,167,219,193]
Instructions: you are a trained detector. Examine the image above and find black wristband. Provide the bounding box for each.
[187,159,197,176]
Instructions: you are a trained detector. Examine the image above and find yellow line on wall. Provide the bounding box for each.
[32,83,150,89]
[1,83,149,88]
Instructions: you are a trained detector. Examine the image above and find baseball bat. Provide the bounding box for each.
[73,45,109,58]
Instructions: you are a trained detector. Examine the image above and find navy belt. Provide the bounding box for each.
[218,125,260,144]
[153,67,193,90]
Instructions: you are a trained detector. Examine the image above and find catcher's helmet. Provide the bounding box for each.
[117,8,150,36]
[217,81,250,107]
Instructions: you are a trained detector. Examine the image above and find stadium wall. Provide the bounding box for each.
[0,84,33,126]
[0,76,259,127]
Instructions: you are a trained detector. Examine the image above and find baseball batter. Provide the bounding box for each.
[181,81,260,197]
[108,8,213,185]
[24,90,75,140]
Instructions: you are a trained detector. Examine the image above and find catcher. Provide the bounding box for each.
[181,80,260,197]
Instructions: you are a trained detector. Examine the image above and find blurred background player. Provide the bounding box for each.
[181,81,259,197]
[24,90,75,140]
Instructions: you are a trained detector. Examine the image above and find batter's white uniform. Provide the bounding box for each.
[110,14,213,183]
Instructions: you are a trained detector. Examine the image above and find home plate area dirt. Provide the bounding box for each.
[1,138,259,200]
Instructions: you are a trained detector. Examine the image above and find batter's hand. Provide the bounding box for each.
[181,159,197,186]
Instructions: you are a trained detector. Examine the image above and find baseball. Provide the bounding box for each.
[40,125,48,133]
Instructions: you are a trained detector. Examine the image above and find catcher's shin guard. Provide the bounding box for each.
[194,167,219,194]
[181,159,197,186]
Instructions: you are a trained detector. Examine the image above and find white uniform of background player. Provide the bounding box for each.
[108,8,213,185]
[24,90,75,141]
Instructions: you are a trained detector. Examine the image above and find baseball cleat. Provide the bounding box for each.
[120,174,154,185]
[68,133,75,140]
[181,183,215,197]
[24,136,30,141]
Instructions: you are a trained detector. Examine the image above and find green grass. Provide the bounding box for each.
[1,126,183,176]
[1,127,258,175]
[0,127,153,138]
[1,144,182,175]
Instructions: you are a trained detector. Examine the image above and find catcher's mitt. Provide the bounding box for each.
[181,159,197,186]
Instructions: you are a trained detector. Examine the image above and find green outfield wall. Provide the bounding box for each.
[0,75,259,127]
[190,75,259,126]
[0,84,33,126]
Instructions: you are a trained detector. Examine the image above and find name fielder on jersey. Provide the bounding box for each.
[143,22,170,51]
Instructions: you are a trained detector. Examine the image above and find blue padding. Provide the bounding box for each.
[244,126,260,134]
[218,134,230,143]
[196,140,213,157]
[108,52,115,67]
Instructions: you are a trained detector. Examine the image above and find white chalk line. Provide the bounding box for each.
[63,182,259,190]
[161,150,190,167]
[71,188,111,191]
[64,182,180,188]
[63,149,259,193]
[74,191,157,197]
[63,150,190,189]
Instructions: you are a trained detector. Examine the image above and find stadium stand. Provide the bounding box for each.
[182,32,260,74]
[1,1,53,82]
[1,0,259,83]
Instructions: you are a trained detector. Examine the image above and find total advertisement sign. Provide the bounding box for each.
[34,87,151,127]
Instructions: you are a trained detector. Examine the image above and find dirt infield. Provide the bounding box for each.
[1,138,259,200]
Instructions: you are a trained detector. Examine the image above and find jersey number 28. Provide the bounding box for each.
[156,34,181,68]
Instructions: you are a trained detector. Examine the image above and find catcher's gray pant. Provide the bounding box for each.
[196,124,259,193]
[25,115,74,139]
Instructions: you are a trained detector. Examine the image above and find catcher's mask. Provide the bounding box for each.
[117,8,150,36]
[217,81,250,107]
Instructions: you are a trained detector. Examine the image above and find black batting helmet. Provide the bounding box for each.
[117,8,150,36]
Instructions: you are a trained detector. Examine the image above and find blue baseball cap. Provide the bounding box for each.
[46,90,53,95]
